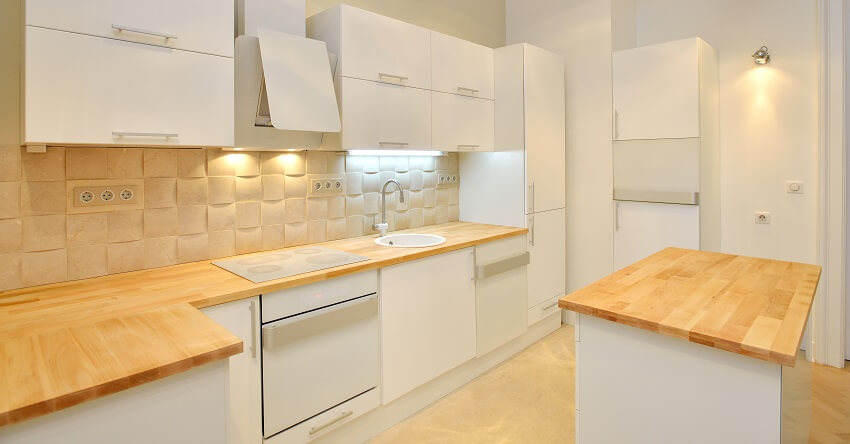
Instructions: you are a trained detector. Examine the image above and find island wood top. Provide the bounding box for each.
[559,247,821,366]
[0,222,526,427]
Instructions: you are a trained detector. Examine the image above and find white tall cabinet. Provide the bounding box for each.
[612,37,719,268]
[460,43,566,326]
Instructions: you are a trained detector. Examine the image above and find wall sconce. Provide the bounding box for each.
[752,46,770,65]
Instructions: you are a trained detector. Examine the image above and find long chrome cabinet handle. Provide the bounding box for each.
[111,24,177,40]
[542,301,559,310]
[457,144,479,151]
[527,183,535,213]
[457,86,479,94]
[378,72,408,82]
[249,300,258,359]
[469,250,476,281]
[614,110,619,139]
[112,131,178,138]
[309,411,354,435]
[262,295,377,348]
[615,201,620,232]
[379,141,409,146]
[528,215,535,246]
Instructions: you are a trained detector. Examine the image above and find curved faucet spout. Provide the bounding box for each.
[373,179,404,236]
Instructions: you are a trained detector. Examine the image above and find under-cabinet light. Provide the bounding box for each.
[347,150,444,157]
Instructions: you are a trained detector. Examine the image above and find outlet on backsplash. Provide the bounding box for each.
[436,170,459,188]
[66,179,145,214]
[307,173,346,197]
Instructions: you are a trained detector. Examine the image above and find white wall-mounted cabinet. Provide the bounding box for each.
[431,31,494,99]
[613,201,700,270]
[26,0,234,57]
[24,27,233,147]
[432,91,494,152]
[380,248,476,404]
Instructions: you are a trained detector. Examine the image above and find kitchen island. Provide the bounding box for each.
[559,247,820,443]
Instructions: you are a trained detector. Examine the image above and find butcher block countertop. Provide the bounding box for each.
[0,222,526,427]
[559,247,821,366]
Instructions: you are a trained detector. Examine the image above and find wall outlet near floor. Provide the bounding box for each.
[307,174,346,197]
[785,180,803,194]
[754,211,771,224]
[66,179,145,214]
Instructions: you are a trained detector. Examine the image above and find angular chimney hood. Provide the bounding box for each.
[235,28,340,150]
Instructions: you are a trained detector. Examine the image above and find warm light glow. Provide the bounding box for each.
[347,150,444,157]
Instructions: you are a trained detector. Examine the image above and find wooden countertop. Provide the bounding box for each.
[0,222,526,427]
[559,248,820,366]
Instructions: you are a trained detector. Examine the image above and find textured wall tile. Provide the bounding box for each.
[21,181,65,215]
[260,152,285,175]
[284,175,306,198]
[394,156,409,173]
[436,155,450,170]
[328,153,345,173]
[107,148,144,179]
[361,156,379,174]
[178,205,207,235]
[448,153,459,170]
[449,187,460,205]
[208,150,236,176]
[107,210,143,243]
[236,201,261,228]
[67,213,107,246]
[379,157,395,172]
[408,156,424,172]
[363,193,379,215]
[396,172,410,189]
[307,220,327,244]
[177,150,207,177]
[208,176,235,205]
[144,178,177,208]
[235,227,262,254]
[448,204,459,222]
[436,205,449,224]
[177,233,209,263]
[423,188,436,208]
[379,171,395,185]
[261,175,285,201]
[306,151,327,174]
[346,195,364,217]
[0,182,21,219]
[409,208,424,228]
[208,230,235,258]
[235,176,262,202]
[143,149,178,178]
[346,215,364,238]
[284,222,307,247]
[144,236,178,269]
[144,208,178,238]
[423,207,437,225]
[66,148,108,180]
[327,218,347,241]
[284,152,306,176]
[22,147,64,181]
[261,200,284,226]
[394,211,410,230]
[0,146,22,181]
[328,196,345,219]
[362,172,379,193]
[0,218,22,253]
[234,152,260,177]
[107,240,144,274]
[396,190,411,211]
[22,215,65,252]
[346,172,363,195]
[437,188,451,206]
[261,225,284,250]
[409,190,424,209]
[307,198,328,221]
[0,253,21,291]
[22,249,67,286]
[422,156,436,172]
[423,171,437,188]
[284,198,306,223]
[208,204,235,231]
[177,177,208,206]
[409,170,423,191]
[67,244,107,280]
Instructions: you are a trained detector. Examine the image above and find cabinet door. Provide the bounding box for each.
[381,248,476,404]
[475,236,528,356]
[339,6,431,89]
[524,45,566,213]
[25,27,233,147]
[340,77,431,151]
[201,297,262,444]
[26,0,233,57]
[614,201,699,270]
[612,38,699,140]
[527,208,566,309]
[431,31,494,99]
[432,92,494,152]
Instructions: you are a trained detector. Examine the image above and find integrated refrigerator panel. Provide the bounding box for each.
[613,201,699,270]
[613,138,700,197]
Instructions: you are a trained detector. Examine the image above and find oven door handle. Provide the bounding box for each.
[262,294,377,349]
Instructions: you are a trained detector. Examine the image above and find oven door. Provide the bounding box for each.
[261,294,379,438]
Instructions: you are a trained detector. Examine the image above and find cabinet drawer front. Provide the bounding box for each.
[431,32,494,99]
[528,296,561,326]
[25,27,233,147]
[26,0,233,57]
[432,91,494,152]
[340,77,431,151]
[339,6,431,89]
[261,270,377,322]
[264,389,380,444]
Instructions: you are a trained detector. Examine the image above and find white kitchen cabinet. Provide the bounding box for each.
[335,76,431,151]
[527,208,566,312]
[201,297,262,444]
[612,38,702,141]
[613,201,700,270]
[24,26,233,147]
[380,248,477,404]
[26,0,233,57]
[432,91,494,152]
[475,236,528,356]
[431,31,494,99]
[307,4,431,90]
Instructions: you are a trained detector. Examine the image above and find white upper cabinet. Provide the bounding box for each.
[432,91,494,152]
[25,27,233,147]
[431,31,494,99]
[612,38,700,140]
[26,0,234,57]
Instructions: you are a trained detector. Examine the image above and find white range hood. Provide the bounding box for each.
[235,28,340,150]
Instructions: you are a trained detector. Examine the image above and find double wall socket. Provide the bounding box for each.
[67,179,144,214]
[436,170,459,188]
[307,174,346,197]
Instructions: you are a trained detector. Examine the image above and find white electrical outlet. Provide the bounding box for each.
[436,170,459,188]
[754,211,771,224]
[69,179,143,213]
[785,180,803,194]
[307,174,346,197]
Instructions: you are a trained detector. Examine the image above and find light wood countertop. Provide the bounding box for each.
[559,247,820,366]
[0,222,526,427]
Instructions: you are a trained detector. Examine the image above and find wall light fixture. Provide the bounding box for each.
[752,46,770,65]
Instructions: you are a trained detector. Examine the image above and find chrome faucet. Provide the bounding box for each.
[373,179,405,236]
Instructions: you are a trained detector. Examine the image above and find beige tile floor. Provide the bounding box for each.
[370,324,850,444]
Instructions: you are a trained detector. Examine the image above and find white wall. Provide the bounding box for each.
[505,0,615,295]
[632,0,819,264]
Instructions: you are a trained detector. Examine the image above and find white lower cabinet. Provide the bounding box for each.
[527,208,566,313]
[475,236,528,356]
[432,91,494,152]
[201,297,263,444]
[613,201,700,270]
[380,247,477,404]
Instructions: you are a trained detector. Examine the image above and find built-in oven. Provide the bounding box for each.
[261,271,380,441]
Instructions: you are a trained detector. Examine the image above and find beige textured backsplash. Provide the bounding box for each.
[0,147,459,291]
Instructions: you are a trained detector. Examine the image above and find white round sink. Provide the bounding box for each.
[374,233,446,248]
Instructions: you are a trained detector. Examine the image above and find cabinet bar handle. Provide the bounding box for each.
[457,86,479,94]
[378,72,408,82]
[112,131,178,138]
[111,24,177,40]
[528,183,535,213]
[249,300,258,359]
[542,301,559,310]
[614,110,619,139]
[378,141,409,146]
[469,251,476,281]
[529,215,535,246]
[309,411,354,435]
[457,144,479,150]
[614,201,620,232]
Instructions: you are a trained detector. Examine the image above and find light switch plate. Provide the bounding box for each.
[785,180,803,194]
